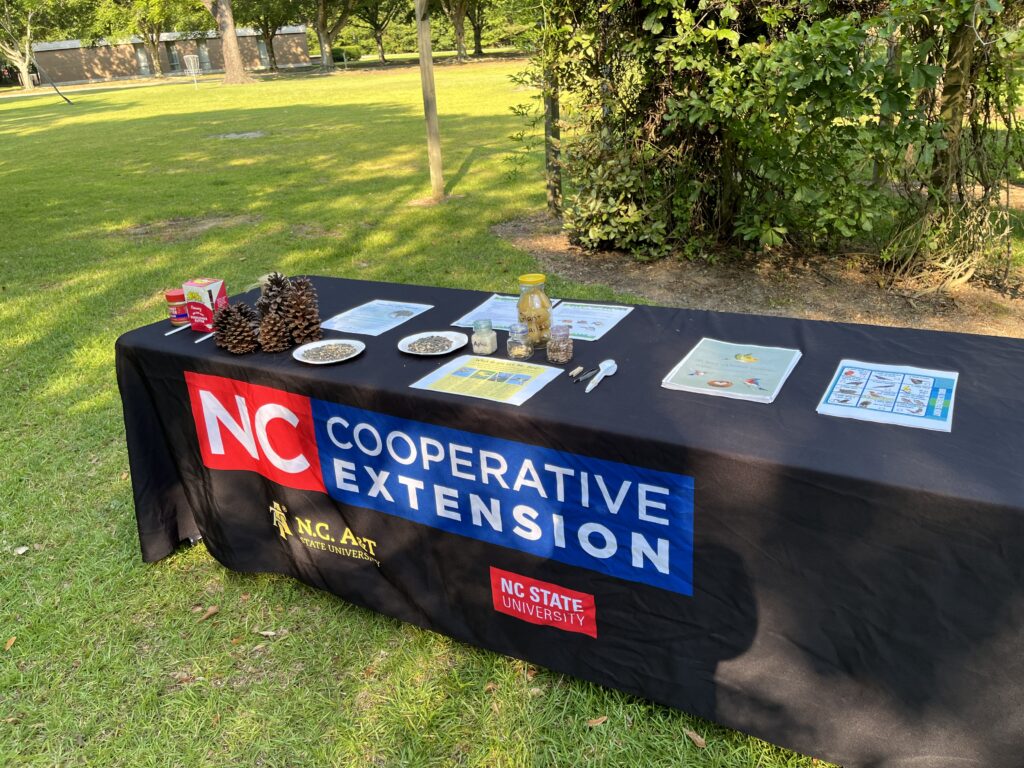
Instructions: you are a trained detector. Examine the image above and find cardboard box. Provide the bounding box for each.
[182,278,228,332]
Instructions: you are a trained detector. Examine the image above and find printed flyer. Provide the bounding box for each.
[322,299,433,336]
[410,355,562,406]
[816,360,958,432]
[451,294,561,332]
[550,302,634,341]
[662,337,802,403]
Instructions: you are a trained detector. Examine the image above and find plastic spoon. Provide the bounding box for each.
[585,359,618,393]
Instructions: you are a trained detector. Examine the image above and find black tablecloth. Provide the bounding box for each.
[116,276,1024,768]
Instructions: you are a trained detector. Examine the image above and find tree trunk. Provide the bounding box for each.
[375,31,386,64]
[472,23,483,56]
[543,62,561,214]
[415,0,445,200]
[201,0,253,84]
[452,13,467,62]
[263,30,278,71]
[18,54,34,90]
[315,5,335,72]
[144,35,164,77]
[929,8,978,200]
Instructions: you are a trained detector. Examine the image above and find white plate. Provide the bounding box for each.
[292,339,366,365]
[397,330,468,356]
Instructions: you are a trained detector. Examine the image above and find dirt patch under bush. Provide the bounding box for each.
[494,213,1024,339]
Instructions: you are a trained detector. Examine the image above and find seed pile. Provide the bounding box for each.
[301,342,358,362]
[407,335,453,354]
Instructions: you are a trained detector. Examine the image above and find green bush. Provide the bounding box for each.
[331,44,363,63]
[536,0,1024,289]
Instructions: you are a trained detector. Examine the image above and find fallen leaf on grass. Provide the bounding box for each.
[526,666,538,680]
[587,716,608,728]
[256,630,277,637]
[12,546,28,556]
[684,729,706,748]
[528,687,544,698]
[32,543,43,551]
[198,606,219,621]
[191,605,204,613]
[212,714,221,726]
[4,637,15,652]
[120,471,129,481]
[483,681,498,693]
[240,593,251,602]
[230,637,241,645]
[3,716,19,724]
[490,701,500,714]
[251,643,267,653]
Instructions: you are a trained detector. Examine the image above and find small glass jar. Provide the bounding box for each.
[471,319,497,355]
[506,322,534,360]
[546,324,573,364]
[517,273,552,348]
[164,288,188,326]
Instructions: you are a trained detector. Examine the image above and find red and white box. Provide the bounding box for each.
[182,278,228,332]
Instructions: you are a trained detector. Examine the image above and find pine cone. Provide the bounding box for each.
[259,311,292,353]
[214,303,259,354]
[256,271,293,318]
[283,277,322,344]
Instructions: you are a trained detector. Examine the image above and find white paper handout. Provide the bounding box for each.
[550,302,633,341]
[816,360,958,432]
[451,294,561,332]
[321,300,433,336]
[662,338,802,404]
[410,355,561,406]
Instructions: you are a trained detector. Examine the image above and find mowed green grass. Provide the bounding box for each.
[0,63,828,767]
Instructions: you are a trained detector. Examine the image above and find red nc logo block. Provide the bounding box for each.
[185,372,326,493]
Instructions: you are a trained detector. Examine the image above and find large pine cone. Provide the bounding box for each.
[213,303,259,354]
[259,311,292,353]
[282,277,322,344]
[255,271,293,318]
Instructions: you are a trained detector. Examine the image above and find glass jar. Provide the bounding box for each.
[506,322,534,360]
[517,273,552,348]
[471,319,497,355]
[164,288,188,326]
[546,324,573,364]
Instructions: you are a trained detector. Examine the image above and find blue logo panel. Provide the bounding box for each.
[311,400,695,595]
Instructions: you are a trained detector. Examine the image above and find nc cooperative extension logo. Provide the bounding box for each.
[185,372,695,596]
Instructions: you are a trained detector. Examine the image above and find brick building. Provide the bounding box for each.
[31,26,310,86]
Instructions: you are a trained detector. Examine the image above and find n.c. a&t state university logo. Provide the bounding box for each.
[270,500,379,565]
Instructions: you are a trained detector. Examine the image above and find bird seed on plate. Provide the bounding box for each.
[408,335,453,354]
[302,343,357,362]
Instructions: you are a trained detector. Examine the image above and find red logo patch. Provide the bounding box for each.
[490,567,597,638]
[185,372,325,493]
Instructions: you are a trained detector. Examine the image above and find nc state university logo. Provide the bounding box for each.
[185,372,326,493]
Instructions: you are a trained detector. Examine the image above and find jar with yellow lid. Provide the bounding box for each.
[517,273,552,348]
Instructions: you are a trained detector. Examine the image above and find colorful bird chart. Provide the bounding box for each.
[816,360,958,432]
[661,338,802,404]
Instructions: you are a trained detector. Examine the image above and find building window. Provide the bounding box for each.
[256,39,269,68]
[165,42,181,72]
[197,41,211,71]
[135,44,152,76]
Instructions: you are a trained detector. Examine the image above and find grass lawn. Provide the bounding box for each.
[0,62,828,767]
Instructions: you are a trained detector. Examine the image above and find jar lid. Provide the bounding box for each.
[551,324,571,338]
[164,288,185,300]
[509,322,528,336]
[518,273,546,286]
[473,319,493,332]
